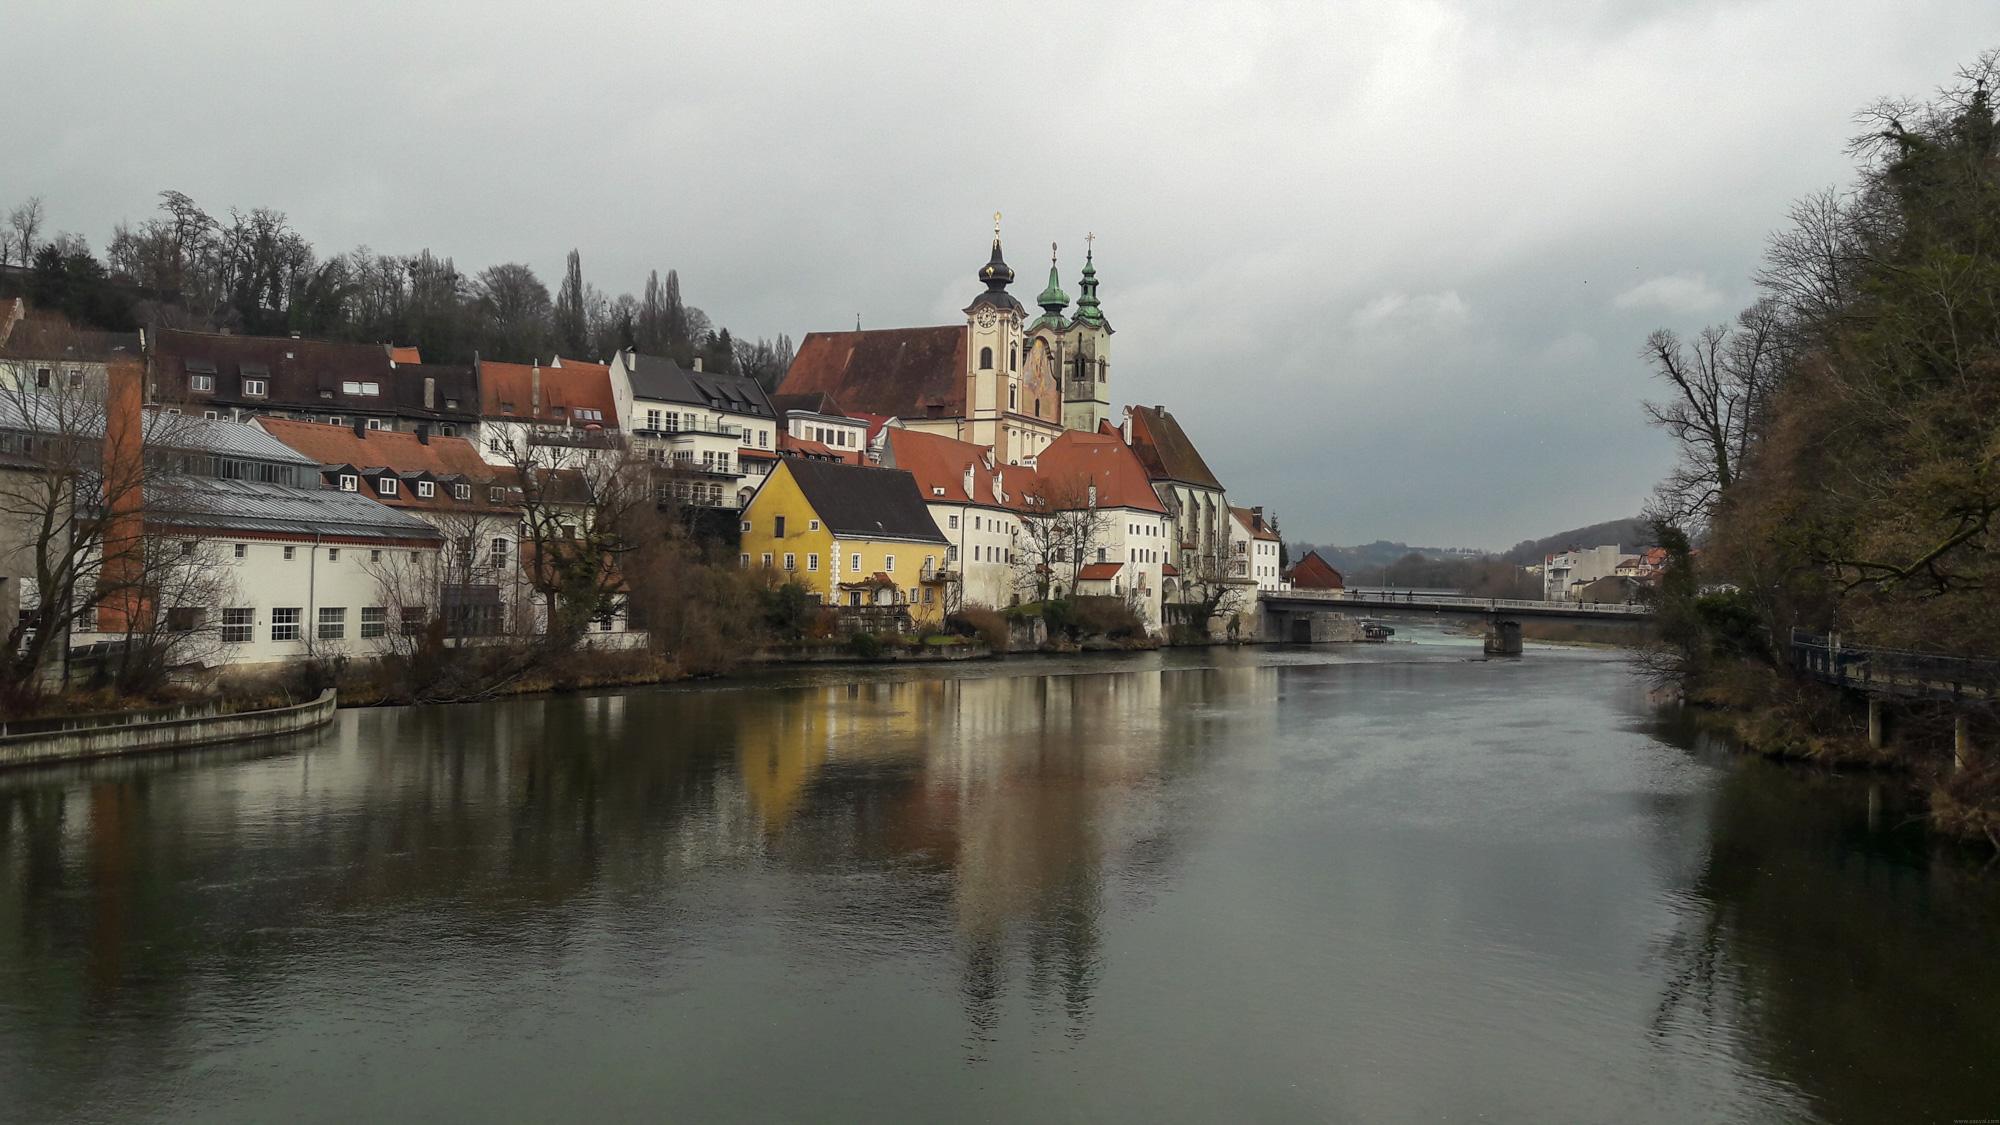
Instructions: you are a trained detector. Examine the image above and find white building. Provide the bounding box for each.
[878,427,1036,610]
[612,350,778,509]
[1543,545,1625,601]
[1229,506,1288,592]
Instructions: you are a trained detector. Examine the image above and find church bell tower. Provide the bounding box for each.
[964,213,1025,454]
[1063,236,1112,434]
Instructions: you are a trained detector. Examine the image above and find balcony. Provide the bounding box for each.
[634,422,747,441]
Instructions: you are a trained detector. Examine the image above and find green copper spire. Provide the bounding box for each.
[1029,242,1071,333]
[1072,234,1110,331]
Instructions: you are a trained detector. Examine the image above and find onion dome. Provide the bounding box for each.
[965,213,1025,315]
[1029,244,1071,333]
[1072,240,1110,331]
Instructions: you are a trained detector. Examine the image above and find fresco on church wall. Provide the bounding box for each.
[1024,338,1061,422]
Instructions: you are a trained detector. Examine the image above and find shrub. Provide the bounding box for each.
[946,606,1010,652]
[847,633,885,659]
[1068,595,1144,639]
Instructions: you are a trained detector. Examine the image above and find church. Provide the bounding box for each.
[778,217,1113,465]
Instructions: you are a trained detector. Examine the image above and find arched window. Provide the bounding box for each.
[979,346,993,370]
[1009,384,1017,409]
[1010,345,1018,371]
[1098,359,1107,382]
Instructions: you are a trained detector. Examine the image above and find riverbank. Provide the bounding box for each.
[1684,660,2000,851]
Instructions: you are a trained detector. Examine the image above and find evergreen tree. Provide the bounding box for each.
[553,249,587,358]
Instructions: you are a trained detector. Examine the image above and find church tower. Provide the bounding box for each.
[1063,237,1113,434]
[963,214,1025,458]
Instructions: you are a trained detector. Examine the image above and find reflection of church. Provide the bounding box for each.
[779,217,1114,466]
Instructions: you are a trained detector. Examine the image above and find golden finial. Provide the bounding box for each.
[1086,231,1095,252]
[993,211,1002,238]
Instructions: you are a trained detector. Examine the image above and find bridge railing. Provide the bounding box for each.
[1264,589,1652,616]
[1790,630,2000,701]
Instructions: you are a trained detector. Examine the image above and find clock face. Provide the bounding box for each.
[976,311,998,330]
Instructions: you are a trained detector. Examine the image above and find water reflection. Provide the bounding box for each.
[2,647,1997,1123]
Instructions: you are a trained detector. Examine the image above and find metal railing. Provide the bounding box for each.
[1266,588,1653,616]
[1790,630,2000,700]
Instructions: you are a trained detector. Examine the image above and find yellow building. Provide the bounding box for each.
[739,458,953,628]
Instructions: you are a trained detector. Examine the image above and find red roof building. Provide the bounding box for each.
[1285,551,1345,590]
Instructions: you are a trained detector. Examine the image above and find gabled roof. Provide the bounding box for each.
[779,459,948,544]
[1285,551,1344,589]
[881,427,1010,508]
[1125,405,1223,491]
[622,351,775,418]
[769,391,846,418]
[477,358,617,426]
[1029,429,1168,513]
[1077,562,1124,581]
[779,327,967,420]
[389,346,422,365]
[1231,506,1280,541]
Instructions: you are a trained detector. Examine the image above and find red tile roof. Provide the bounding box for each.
[1125,405,1223,490]
[1286,551,1345,589]
[257,417,516,514]
[1077,562,1124,581]
[1231,506,1280,541]
[389,346,422,365]
[779,327,967,420]
[1029,429,1168,513]
[883,428,1009,507]
[477,358,617,427]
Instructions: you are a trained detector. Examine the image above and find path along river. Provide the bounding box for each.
[2,627,1997,1123]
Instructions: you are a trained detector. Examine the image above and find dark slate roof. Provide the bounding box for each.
[150,330,481,425]
[769,391,846,417]
[151,477,444,543]
[390,363,480,422]
[1126,405,1224,491]
[778,327,966,420]
[782,459,948,544]
[623,351,775,418]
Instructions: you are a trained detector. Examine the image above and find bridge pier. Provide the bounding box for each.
[1483,619,1522,656]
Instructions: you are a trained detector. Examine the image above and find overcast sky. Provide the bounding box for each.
[13,1,1999,548]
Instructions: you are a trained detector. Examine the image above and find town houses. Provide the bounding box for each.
[0,222,1282,676]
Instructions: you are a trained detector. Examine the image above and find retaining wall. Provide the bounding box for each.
[0,689,338,770]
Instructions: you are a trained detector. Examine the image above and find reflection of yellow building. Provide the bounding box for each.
[739,459,952,628]
[733,681,940,828]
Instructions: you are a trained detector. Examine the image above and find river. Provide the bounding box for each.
[1,629,1996,1123]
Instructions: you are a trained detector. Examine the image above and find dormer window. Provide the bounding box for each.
[453,483,470,500]
[932,486,945,496]
[191,374,214,393]
[445,398,459,409]
[338,474,358,491]
[366,419,383,430]
[377,476,399,496]
[243,378,267,397]
[416,480,435,498]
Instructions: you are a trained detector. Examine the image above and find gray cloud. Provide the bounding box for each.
[10,0,1998,546]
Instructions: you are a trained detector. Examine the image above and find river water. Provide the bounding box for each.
[2,629,1996,1123]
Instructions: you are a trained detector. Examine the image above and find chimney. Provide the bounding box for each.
[424,377,435,409]
[97,359,149,633]
[353,417,367,438]
[963,464,974,498]
[417,424,430,445]
[692,357,703,372]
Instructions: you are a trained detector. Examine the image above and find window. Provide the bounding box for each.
[885,555,894,573]
[1010,344,1018,371]
[489,486,504,503]
[851,553,861,572]
[361,607,388,638]
[948,515,959,529]
[1009,384,1017,410]
[166,607,206,632]
[243,378,267,397]
[761,553,773,568]
[760,430,769,447]
[204,410,219,420]
[979,346,993,370]
[342,381,362,395]
[489,438,502,452]
[774,515,786,538]
[366,418,384,430]
[740,519,752,533]
[283,545,296,560]
[807,553,819,571]
[221,608,254,643]
[401,607,427,636]
[271,607,301,641]
[417,480,435,498]
[739,553,750,568]
[445,398,459,409]
[783,553,796,571]
[233,543,247,559]
[491,538,508,565]
[191,374,214,393]
[327,548,340,562]
[442,425,456,437]
[180,539,196,556]
[339,474,358,492]
[318,607,346,640]
[453,483,470,500]
[328,416,342,427]
[34,367,51,388]
[377,477,398,495]
[808,519,819,532]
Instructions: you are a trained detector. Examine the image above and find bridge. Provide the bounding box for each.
[1254,588,1652,651]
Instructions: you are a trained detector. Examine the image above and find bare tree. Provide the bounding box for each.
[1012,473,1112,603]
[475,262,552,363]
[1640,298,1786,528]
[7,198,44,267]
[503,428,648,649]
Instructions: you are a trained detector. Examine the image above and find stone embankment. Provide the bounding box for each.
[0,689,337,770]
